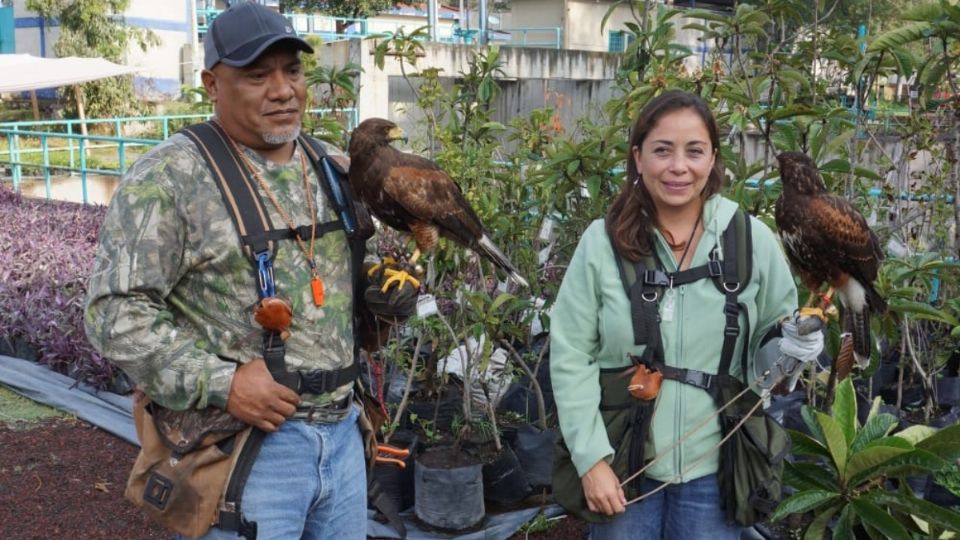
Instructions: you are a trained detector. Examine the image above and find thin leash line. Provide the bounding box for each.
[624,395,767,506]
[618,357,791,489]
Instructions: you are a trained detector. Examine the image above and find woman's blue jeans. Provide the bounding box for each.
[589,473,742,540]
[192,405,367,540]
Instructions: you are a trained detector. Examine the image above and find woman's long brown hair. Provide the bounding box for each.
[606,90,725,262]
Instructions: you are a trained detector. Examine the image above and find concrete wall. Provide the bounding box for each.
[124,0,196,100]
[9,0,192,99]
[317,38,622,128]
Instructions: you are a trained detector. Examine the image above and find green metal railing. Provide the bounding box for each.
[0,108,358,203]
[196,9,563,48]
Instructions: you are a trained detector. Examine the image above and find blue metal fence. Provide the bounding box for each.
[0,108,358,203]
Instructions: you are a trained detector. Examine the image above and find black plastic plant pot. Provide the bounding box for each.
[936,377,960,407]
[414,448,485,530]
[482,445,532,504]
[511,424,559,489]
[372,430,418,512]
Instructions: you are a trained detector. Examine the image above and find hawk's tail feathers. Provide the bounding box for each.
[476,234,529,288]
[845,308,872,369]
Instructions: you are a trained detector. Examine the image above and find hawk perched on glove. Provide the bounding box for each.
[348,118,528,288]
[775,152,886,367]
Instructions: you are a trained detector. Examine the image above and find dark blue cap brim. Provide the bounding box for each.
[213,35,314,69]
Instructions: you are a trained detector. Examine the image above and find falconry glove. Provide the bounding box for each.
[363,260,419,321]
[777,315,825,392]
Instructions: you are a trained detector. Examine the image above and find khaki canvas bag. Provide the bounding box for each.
[125,390,251,538]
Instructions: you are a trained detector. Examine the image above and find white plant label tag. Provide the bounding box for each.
[416,293,439,318]
[538,217,555,242]
[660,289,675,322]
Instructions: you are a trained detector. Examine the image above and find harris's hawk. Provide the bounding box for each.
[348,118,528,288]
[775,151,886,368]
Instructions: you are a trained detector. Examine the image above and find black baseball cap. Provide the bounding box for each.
[204,2,314,70]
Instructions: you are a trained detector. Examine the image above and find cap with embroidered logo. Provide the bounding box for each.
[203,2,314,70]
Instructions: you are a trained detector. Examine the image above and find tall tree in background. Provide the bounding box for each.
[27,0,158,118]
[281,0,400,19]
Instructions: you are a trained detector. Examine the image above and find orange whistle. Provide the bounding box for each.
[311,276,324,307]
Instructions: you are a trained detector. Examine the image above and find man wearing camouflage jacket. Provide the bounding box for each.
[84,4,406,539]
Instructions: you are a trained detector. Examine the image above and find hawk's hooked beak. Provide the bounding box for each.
[387,126,408,144]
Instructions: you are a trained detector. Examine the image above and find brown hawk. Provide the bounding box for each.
[775,151,886,368]
[348,118,528,288]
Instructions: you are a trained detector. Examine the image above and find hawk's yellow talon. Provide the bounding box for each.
[367,256,398,278]
[379,268,420,293]
[798,306,828,322]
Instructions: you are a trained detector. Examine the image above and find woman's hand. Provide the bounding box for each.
[581,459,627,516]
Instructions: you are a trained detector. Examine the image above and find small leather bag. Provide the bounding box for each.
[125,390,251,539]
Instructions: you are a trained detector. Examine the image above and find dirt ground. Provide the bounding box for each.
[0,416,586,540]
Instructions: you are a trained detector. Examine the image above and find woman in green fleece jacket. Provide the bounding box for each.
[550,91,803,539]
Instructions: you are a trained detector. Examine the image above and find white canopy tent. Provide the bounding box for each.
[0,54,140,124]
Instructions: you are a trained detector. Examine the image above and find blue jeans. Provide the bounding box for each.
[589,474,742,540]
[192,405,367,540]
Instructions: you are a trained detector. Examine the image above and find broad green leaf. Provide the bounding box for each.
[851,449,948,486]
[823,128,854,159]
[851,498,911,540]
[804,503,841,540]
[845,445,913,482]
[790,430,832,459]
[770,489,840,521]
[816,411,849,473]
[852,413,899,453]
[887,299,960,325]
[865,395,882,423]
[897,424,939,445]
[802,405,827,444]
[868,22,932,52]
[785,460,838,491]
[489,293,516,313]
[917,423,960,459]
[903,2,945,22]
[819,159,852,174]
[833,503,854,540]
[868,490,960,534]
[832,378,858,446]
[910,515,960,539]
[853,166,883,181]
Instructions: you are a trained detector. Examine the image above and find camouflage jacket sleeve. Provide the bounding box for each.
[84,138,237,411]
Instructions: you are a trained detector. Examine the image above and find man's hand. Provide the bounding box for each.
[226,358,300,432]
[582,459,627,516]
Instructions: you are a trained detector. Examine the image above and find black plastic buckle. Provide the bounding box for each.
[143,473,173,510]
[683,370,713,389]
[643,269,670,287]
[707,259,722,277]
[300,369,334,394]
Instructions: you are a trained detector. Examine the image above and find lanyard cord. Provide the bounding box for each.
[226,135,319,279]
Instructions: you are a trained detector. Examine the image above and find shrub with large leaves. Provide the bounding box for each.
[773,377,960,539]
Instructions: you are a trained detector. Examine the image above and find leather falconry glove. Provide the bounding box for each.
[777,313,825,392]
[363,259,419,322]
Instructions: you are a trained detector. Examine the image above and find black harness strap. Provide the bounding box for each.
[181,122,365,539]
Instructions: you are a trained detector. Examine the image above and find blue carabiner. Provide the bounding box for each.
[256,251,276,298]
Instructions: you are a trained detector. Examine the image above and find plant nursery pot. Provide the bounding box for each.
[511,424,558,489]
[925,475,960,508]
[936,377,960,407]
[482,445,531,504]
[372,430,418,512]
[414,447,485,531]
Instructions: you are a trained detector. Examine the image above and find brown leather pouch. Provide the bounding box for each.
[125,390,250,539]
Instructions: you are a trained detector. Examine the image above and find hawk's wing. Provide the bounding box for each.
[380,151,484,248]
[791,194,882,285]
